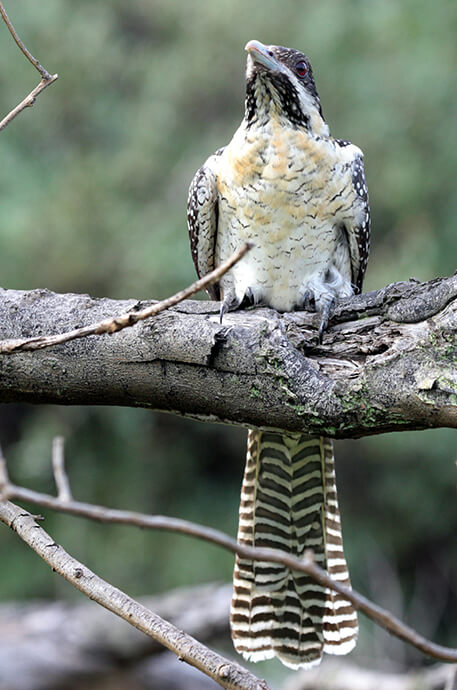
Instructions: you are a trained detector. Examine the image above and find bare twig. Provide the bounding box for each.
[0,242,252,354]
[51,436,72,501]
[0,2,53,78]
[0,2,58,133]
[0,451,455,664]
[0,76,59,133]
[0,500,270,690]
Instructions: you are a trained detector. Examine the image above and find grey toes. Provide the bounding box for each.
[302,290,316,312]
[219,292,243,323]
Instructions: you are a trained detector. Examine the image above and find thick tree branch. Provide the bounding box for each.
[0,499,270,690]
[0,275,457,437]
[1,448,455,664]
[0,2,58,132]
[0,242,250,353]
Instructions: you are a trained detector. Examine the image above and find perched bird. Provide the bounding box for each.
[187,40,370,669]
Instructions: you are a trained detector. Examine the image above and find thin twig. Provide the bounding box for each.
[0,76,59,133]
[0,500,270,690]
[0,452,455,664]
[0,2,53,79]
[51,436,72,502]
[0,242,252,354]
[0,3,58,133]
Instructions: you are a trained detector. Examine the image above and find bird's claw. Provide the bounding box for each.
[302,290,316,312]
[220,292,242,323]
[220,288,256,322]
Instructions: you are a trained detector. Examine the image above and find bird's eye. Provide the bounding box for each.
[295,61,308,77]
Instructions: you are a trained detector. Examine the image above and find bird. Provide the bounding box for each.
[187,39,370,669]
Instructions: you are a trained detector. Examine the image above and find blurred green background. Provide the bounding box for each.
[0,0,456,684]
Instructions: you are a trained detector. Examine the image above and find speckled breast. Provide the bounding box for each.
[214,119,356,311]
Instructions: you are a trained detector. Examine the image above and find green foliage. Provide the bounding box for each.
[0,0,456,675]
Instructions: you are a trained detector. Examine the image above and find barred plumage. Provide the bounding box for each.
[187,39,370,668]
[231,431,357,668]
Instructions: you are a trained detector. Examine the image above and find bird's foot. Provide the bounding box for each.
[220,288,255,322]
[302,289,316,312]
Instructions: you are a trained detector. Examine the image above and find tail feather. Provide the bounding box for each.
[321,437,358,655]
[230,430,357,669]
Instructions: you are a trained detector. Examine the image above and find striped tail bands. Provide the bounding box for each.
[230,430,358,669]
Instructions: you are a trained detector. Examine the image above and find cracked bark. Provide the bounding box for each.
[0,274,456,438]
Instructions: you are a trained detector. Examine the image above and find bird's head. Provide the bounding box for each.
[244,40,328,136]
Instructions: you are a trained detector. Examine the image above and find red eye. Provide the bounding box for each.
[296,60,307,76]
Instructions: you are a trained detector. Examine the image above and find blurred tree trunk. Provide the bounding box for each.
[283,661,456,690]
[1,583,454,690]
[0,583,231,690]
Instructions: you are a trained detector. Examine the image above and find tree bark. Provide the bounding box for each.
[1,274,457,437]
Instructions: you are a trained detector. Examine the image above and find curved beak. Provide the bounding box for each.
[245,40,279,72]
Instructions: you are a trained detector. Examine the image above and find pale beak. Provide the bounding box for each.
[245,40,280,72]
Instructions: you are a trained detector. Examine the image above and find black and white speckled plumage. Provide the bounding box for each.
[187,40,370,670]
[187,42,370,312]
[187,164,219,300]
[349,153,370,291]
[245,47,323,128]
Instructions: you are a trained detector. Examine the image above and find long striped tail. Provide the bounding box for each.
[230,430,358,669]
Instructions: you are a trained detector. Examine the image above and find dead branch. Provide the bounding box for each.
[1,446,455,665]
[0,2,53,78]
[0,499,270,690]
[0,2,58,132]
[0,275,457,437]
[0,242,251,353]
[0,76,59,132]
